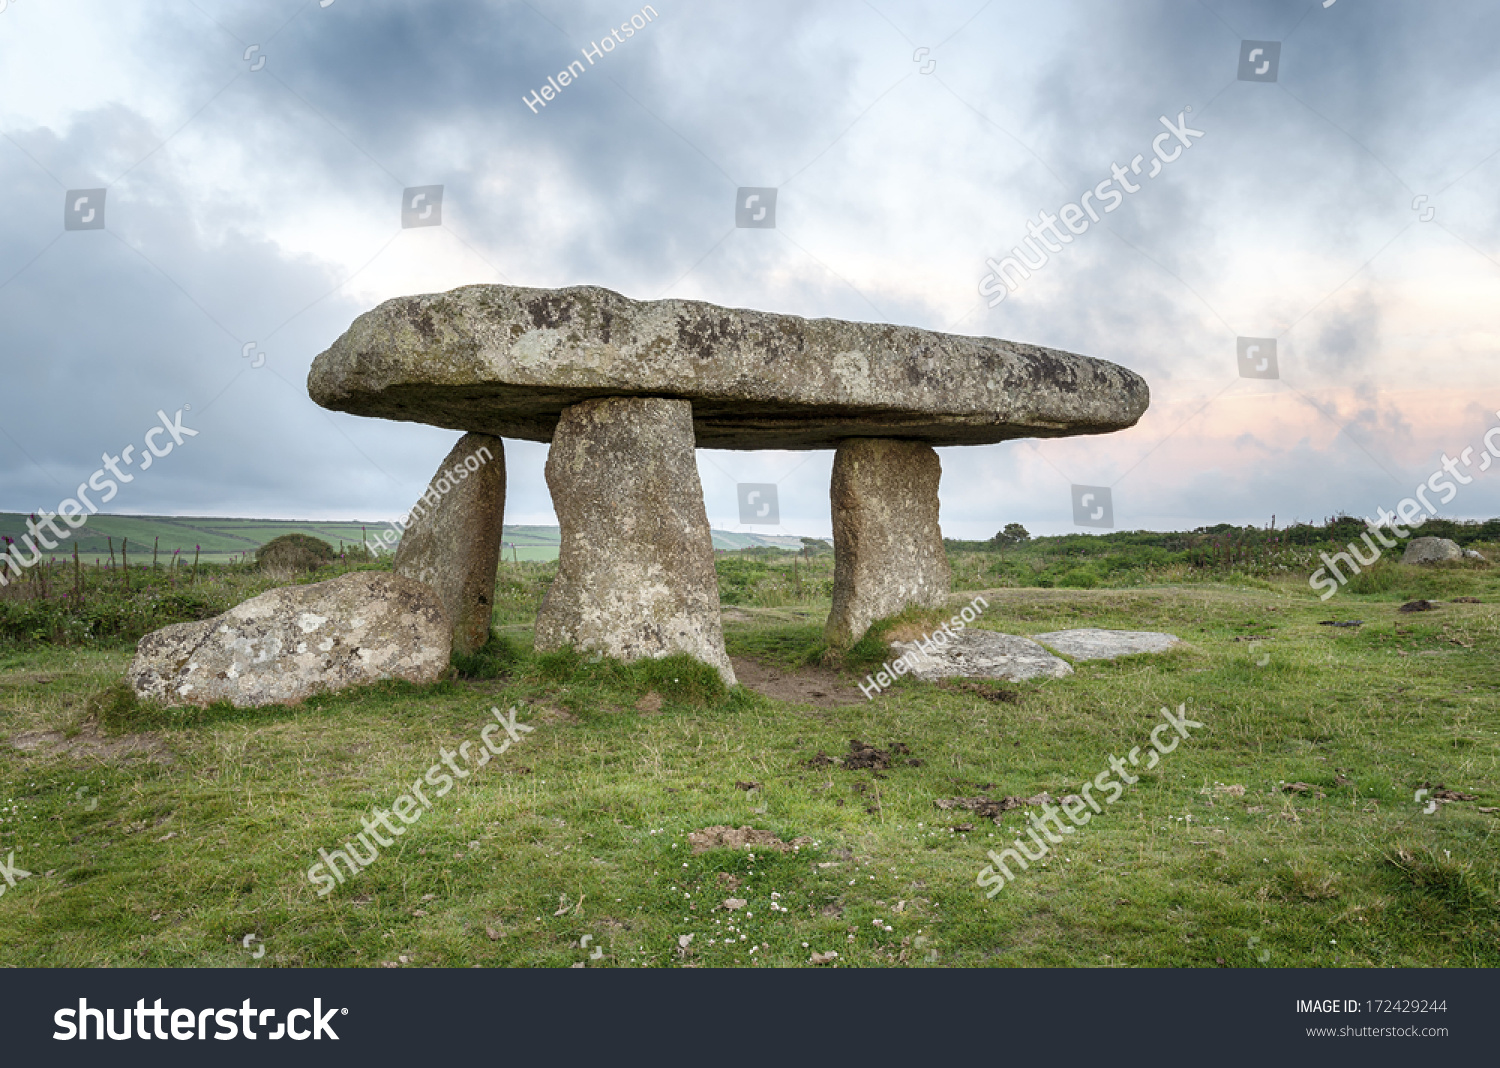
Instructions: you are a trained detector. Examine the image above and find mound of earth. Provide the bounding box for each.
[934,792,1064,822]
[687,825,813,854]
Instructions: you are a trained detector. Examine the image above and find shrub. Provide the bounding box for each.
[1058,567,1100,589]
[256,534,336,572]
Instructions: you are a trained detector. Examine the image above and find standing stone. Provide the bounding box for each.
[393,433,506,655]
[535,397,735,686]
[825,438,951,647]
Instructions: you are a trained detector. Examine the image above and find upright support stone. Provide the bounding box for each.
[535,397,736,686]
[393,433,506,656]
[825,438,951,647]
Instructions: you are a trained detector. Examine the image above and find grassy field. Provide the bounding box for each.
[0,513,798,564]
[0,526,1496,968]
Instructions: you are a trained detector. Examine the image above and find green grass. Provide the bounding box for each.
[0,545,1496,968]
[0,513,801,566]
[0,513,394,565]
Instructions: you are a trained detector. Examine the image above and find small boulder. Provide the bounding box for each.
[889,630,1072,682]
[1402,537,1463,565]
[1464,548,1487,561]
[129,572,450,708]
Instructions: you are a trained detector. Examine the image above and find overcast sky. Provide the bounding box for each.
[2,0,1498,538]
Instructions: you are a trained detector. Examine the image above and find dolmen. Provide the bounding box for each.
[307,283,1149,687]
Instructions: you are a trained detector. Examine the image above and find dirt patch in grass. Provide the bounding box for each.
[842,739,917,770]
[527,703,579,725]
[934,793,1059,822]
[8,717,174,765]
[730,656,865,707]
[937,679,1020,703]
[634,691,663,714]
[687,825,813,854]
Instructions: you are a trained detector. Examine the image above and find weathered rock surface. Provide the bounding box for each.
[1032,628,1183,661]
[533,397,735,685]
[1403,537,1463,565]
[308,283,1150,450]
[129,572,450,708]
[392,433,505,655]
[890,631,1073,682]
[825,439,951,647]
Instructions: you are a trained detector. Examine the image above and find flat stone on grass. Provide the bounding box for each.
[1032,628,1183,661]
[890,630,1073,682]
[129,572,450,708]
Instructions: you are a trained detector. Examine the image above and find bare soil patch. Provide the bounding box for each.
[9,717,173,765]
[687,825,813,854]
[729,657,865,708]
[934,792,1062,822]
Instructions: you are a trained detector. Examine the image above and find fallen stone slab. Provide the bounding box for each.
[392,432,506,655]
[1402,536,1463,564]
[533,396,735,686]
[1032,628,1183,661]
[308,283,1149,450]
[889,630,1073,682]
[129,572,450,708]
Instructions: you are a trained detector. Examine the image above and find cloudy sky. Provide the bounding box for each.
[2,0,1498,538]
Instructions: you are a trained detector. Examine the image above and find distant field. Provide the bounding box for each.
[0,513,804,564]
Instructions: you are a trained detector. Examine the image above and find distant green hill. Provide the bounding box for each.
[0,513,807,564]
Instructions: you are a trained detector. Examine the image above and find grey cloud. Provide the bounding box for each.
[3,0,1499,539]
